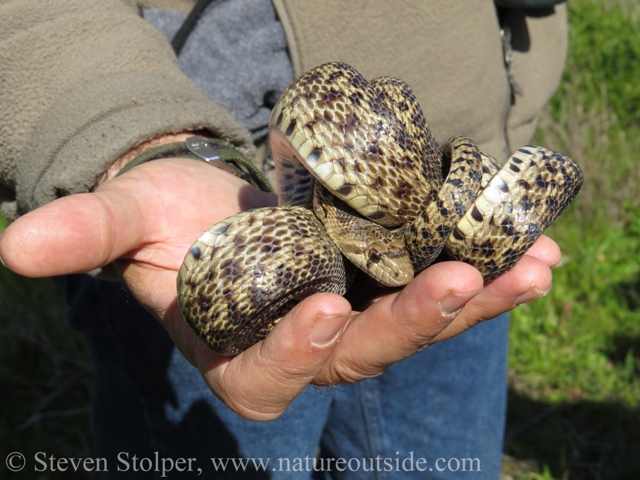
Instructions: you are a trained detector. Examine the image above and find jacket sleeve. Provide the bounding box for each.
[0,0,253,220]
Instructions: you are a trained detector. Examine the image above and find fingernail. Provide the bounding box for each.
[440,288,483,319]
[514,284,551,307]
[552,256,564,268]
[310,313,350,347]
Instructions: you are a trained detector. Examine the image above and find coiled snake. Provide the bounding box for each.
[177,62,583,356]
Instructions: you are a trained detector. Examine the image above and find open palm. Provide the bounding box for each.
[0,158,560,420]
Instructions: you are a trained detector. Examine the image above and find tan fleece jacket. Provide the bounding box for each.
[0,0,567,221]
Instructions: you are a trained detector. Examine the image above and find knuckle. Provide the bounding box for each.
[314,357,387,386]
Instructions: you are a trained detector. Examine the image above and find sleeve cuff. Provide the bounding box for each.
[14,70,254,216]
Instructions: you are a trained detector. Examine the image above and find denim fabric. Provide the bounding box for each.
[63,275,508,479]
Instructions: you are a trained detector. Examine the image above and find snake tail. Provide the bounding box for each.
[444,146,584,280]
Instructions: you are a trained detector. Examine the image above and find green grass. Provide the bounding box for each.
[503,214,640,479]
[1,1,639,479]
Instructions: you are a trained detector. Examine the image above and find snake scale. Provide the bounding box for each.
[177,62,583,356]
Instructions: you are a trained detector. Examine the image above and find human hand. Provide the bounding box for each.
[0,159,560,420]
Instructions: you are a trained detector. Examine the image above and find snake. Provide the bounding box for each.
[177,62,583,356]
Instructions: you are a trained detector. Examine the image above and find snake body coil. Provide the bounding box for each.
[177,63,583,356]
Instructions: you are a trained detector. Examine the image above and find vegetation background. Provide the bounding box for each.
[1,0,638,478]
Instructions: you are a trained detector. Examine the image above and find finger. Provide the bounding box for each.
[195,293,352,421]
[314,262,484,385]
[430,253,552,343]
[526,234,562,267]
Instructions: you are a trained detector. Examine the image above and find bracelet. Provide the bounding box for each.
[115,136,274,193]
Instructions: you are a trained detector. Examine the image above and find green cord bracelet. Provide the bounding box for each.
[115,136,275,193]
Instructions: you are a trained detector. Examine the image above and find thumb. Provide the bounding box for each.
[0,190,143,278]
[198,293,352,421]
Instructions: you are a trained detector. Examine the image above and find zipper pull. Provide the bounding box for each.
[500,27,524,98]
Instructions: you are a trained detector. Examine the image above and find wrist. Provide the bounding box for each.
[95,134,275,194]
[94,132,196,188]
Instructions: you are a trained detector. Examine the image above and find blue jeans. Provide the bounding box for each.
[62,275,508,479]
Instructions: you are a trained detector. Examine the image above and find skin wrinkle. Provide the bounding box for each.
[90,192,123,268]
[104,164,177,270]
[318,345,389,385]
[147,269,166,315]
[146,163,173,246]
[123,262,170,318]
[259,325,314,380]
[316,319,392,384]
[222,352,289,420]
[390,322,442,357]
[329,313,393,383]
[127,171,173,281]
[222,344,288,421]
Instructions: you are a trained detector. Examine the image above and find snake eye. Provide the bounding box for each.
[368,248,382,263]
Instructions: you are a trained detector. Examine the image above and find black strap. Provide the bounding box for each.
[171,0,217,55]
[494,0,565,7]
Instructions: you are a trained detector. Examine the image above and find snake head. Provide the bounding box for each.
[354,239,414,288]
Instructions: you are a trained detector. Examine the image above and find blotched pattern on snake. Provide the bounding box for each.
[177,62,583,356]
